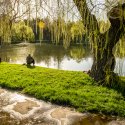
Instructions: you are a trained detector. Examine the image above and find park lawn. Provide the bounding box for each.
[0,62,125,116]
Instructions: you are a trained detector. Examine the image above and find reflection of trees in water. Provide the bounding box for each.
[114,40,125,75]
[0,43,91,68]
[32,44,92,68]
[115,58,125,76]
[0,54,10,62]
[0,44,35,63]
[69,45,91,63]
[70,46,85,63]
[115,39,125,58]
[33,44,67,68]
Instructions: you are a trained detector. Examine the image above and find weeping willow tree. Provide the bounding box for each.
[50,17,73,48]
[70,46,86,62]
[0,0,12,44]
[0,15,12,44]
[72,0,125,86]
[46,0,125,85]
[12,21,34,42]
[0,0,34,44]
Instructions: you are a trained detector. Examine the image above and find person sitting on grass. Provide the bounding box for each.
[26,54,35,66]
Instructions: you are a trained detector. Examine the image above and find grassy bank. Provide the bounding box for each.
[0,63,125,116]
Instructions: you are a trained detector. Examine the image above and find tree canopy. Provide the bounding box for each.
[12,21,34,42]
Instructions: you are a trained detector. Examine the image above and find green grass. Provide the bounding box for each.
[0,62,125,116]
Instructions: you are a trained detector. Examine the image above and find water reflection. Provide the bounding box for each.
[0,43,125,76]
[115,58,125,76]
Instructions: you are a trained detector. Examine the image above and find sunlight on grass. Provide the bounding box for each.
[0,62,125,116]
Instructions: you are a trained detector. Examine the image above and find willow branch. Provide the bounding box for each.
[73,0,99,34]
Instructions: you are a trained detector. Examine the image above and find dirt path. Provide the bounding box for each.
[0,88,125,125]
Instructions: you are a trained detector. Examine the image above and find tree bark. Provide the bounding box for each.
[90,5,125,84]
[90,29,121,84]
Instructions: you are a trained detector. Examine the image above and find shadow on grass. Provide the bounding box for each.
[26,65,35,69]
[117,79,125,97]
[95,73,125,97]
[106,77,125,97]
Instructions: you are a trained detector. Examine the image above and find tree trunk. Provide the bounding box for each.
[90,38,117,84]
[90,17,123,84]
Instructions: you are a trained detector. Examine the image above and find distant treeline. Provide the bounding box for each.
[11,17,88,46]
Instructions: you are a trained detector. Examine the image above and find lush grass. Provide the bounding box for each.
[0,62,125,116]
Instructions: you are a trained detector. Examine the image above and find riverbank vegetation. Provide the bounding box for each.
[0,63,125,117]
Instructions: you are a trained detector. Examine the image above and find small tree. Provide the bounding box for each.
[12,21,34,43]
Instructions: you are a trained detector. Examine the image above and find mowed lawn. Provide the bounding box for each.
[0,62,125,116]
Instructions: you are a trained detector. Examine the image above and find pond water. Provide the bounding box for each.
[0,43,125,76]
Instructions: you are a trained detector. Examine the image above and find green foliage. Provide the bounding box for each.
[0,63,125,116]
[115,38,125,58]
[12,21,35,43]
[53,19,86,48]
[70,46,85,62]
[105,71,122,90]
[50,18,73,48]
[23,18,87,46]
[0,15,11,44]
[98,20,111,34]
[71,21,85,40]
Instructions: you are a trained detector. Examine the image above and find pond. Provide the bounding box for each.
[0,43,125,76]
